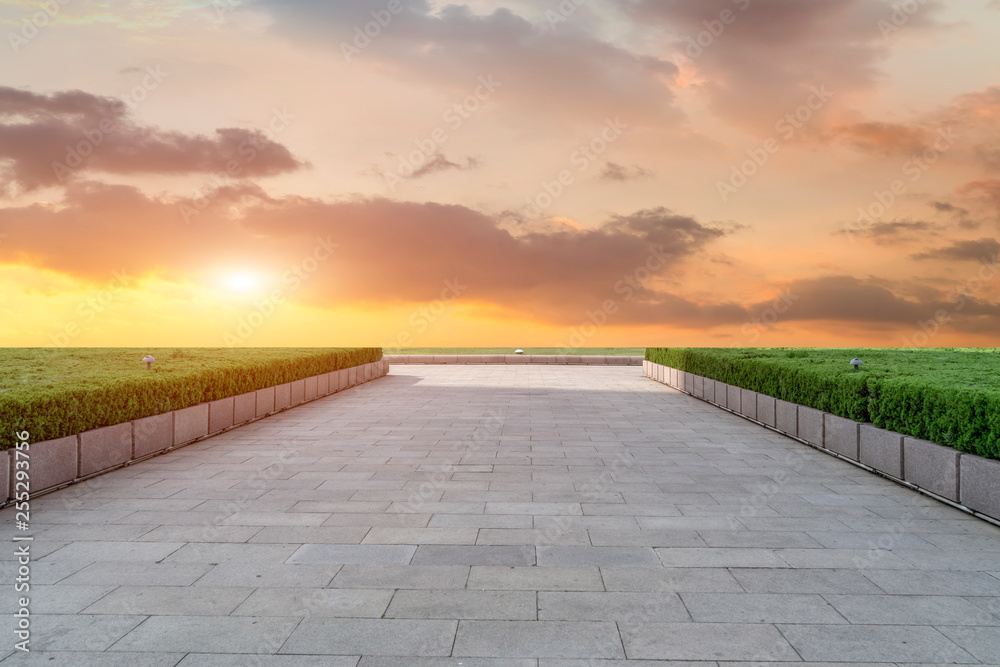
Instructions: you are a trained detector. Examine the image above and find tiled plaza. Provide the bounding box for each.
[3,365,1000,665]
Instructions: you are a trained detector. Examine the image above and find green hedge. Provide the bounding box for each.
[1,347,382,447]
[646,347,1000,460]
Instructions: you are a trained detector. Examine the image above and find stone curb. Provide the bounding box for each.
[644,361,1000,524]
[5,360,388,504]
[385,355,643,366]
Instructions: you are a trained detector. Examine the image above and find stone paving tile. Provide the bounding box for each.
[232,587,393,618]
[40,541,184,562]
[359,659,534,667]
[453,620,625,659]
[23,614,146,651]
[385,589,536,620]
[537,591,688,621]
[536,546,661,567]
[778,624,977,663]
[729,567,885,594]
[681,592,846,624]
[287,544,416,565]
[60,562,213,587]
[134,525,264,543]
[177,656,359,667]
[330,564,471,589]
[83,586,253,616]
[824,594,1000,625]
[362,527,480,545]
[480,528,592,546]
[0,585,115,614]
[247,526,370,544]
[468,566,604,591]
[279,618,457,656]
[192,563,337,588]
[5,365,1000,663]
[109,616,302,654]
[410,545,536,566]
[653,547,789,568]
[619,622,798,661]
[601,567,744,593]
[0,653,184,666]
[861,569,1000,595]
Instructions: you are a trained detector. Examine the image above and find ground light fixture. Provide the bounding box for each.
[143,355,156,370]
[850,358,863,371]
[515,349,524,354]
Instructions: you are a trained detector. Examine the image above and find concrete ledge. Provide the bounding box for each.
[0,453,8,503]
[256,387,275,418]
[79,423,132,477]
[338,369,349,392]
[274,383,291,411]
[740,389,757,421]
[642,362,1000,524]
[208,397,234,435]
[960,454,1000,519]
[20,435,77,492]
[904,437,960,502]
[290,379,305,406]
[6,360,385,503]
[234,392,256,426]
[704,378,716,404]
[775,400,798,437]
[384,355,643,366]
[715,381,728,408]
[134,413,173,458]
[757,394,776,428]
[174,404,209,446]
[798,406,824,447]
[860,425,903,478]
[727,385,741,413]
[824,413,860,460]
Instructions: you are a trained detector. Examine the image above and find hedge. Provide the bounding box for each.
[1,347,382,447]
[646,347,1000,460]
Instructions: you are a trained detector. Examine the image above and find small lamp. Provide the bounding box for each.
[142,355,156,370]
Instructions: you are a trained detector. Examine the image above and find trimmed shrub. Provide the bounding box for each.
[646,347,1000,460]
[1,347,382,446]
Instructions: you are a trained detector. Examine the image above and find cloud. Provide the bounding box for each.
[747,275,1000,331]
[410,153,481,179]
[4,181,998,333]
[0,86,306,192]
[626,0,946,133]
[254,1,682,127]
[958,179,1000,216]
[931,201,969,216]
[824,86,1000,170]
[0,182,733,322]
[828,121,932,155]
[599,162,655,181]
[845,219,940,244]
[912,238,1000,261]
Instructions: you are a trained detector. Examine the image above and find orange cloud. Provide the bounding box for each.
[0,86,306,193]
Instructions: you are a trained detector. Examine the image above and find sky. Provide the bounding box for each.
[0,0,998,349]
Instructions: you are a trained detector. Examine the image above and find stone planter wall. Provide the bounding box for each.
[385,355,643,365]
[643,360,1000,523]
[3,359,389,503]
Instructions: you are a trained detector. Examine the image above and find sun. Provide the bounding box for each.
[224,273,260,292]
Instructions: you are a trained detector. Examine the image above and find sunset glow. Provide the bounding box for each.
[1,0,998,347]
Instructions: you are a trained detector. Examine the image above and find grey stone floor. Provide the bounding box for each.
[3,364,1000,665]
